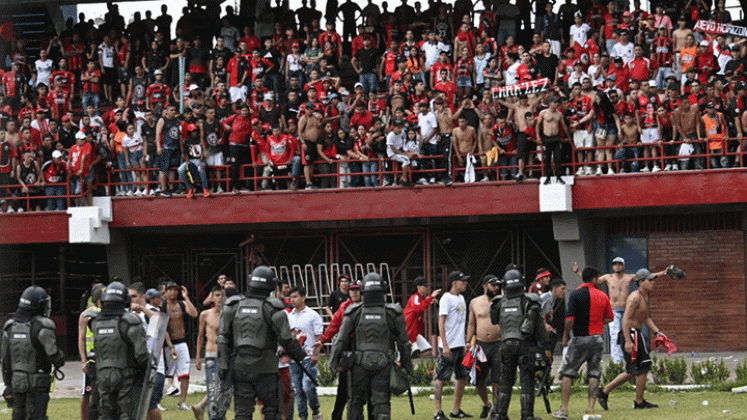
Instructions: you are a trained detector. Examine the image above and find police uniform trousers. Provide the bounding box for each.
[11,374,52,420]
[349,364,390,420]
[86,362,100,420]
[497,339,536,419]
[97,367,135,420]
[232,370,278,420]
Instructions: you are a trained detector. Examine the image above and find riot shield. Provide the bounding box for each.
[135,312,170,420]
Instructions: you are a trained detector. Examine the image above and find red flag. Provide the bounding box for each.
[0,23,13,42]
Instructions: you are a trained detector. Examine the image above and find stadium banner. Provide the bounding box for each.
[694,20,747,38]
[492,78,551,99]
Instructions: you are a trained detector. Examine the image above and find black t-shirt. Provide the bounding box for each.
[535,54,559,84]
[333,134,354,155]
[327,289,350,314]
[140,121,157,155]
[355,48,379,73]
[211,47,232,66]
[58,127,76,150]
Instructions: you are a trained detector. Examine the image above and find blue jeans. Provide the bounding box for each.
[655,67,674,91]
[289,358,320,420]
[117,153,133,191]
[615,146,640,172]
[499,155,518,178]
[45,185,66,211]
[361,160,379,187]
[359,72,378,94]
[264,73,280,99]
[178,159,209,190]
[204,358,229,420]
[82,92,100,115]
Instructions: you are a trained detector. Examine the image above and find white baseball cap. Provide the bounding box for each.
[612,257,625,265]
[75,131,87,140]
[52,150,63,159]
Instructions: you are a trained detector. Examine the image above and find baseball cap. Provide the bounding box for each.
[614,57,623,63]
[447,271,470,284]
[622,11,632,17]
[75,131,87,140]
[154,69,163,75]
[612,257,625,265]
[61,115,70,122]
[482,274,500,285]
[52,150,63,159]
[393,119,405,127]
[145,288,162,301]
[419,99,429,106]
[354,82,364,89]
[349,279,362,289]
[731,43,740,51]
[165,281,180,290]
[264,93,274,101]
[292,42,300,48]
[699,40,710,47]
[648,80,657,87]
[36,107,46,113]
[635,268,657,282]
[705,101,715,108]
[251,117,260,125]
[414,276,431,287]
[658,24,667,29]
[186,123,199,132]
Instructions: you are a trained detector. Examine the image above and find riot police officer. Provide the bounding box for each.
[91,282,148,420]
[490,269,550,420]
[218,266,306,420]
[329,272,413,420]
[1,286,65,420]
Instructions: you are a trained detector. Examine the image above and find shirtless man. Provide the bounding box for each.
[298,108,322,189]
[466,275,502,419]
[452,115,477,179]
[498,94,540,134]
[615,113,642,173]
[478,114,497,178]
[536,97,571,184]
[192,287,229,420]
[163,282,198,411]
[597,268,669,411]
[672,16,692,79]
[434,96,455,185]
[673,96,701,169]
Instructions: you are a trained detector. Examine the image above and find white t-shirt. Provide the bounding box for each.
[474,52,491,84]
[438,292,467,349]
[570,24,591,47]
[220,26,240,52]
[587,64,606,87]
[99,43,115,68]
[611,42,635,64]
[287,306,324,357]
[122,133,144,152]
[422,41,450,68]
[418,111,438,144]
[386,129,407,157]
[505,61,521,86]
[34,59,53,87]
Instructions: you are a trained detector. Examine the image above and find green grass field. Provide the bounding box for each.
[29,388,747,420]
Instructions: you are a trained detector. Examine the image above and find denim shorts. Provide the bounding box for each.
[128,149,143,167]
[456,76,473,88]
[436,346,469,381]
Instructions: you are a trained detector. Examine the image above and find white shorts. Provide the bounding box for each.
[573,130,594,148]
[229,86,247,103]
[206,152,224,167]
[642,128,659,144]
[166,342,191,380]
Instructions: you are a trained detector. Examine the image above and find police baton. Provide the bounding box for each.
[292,357,320,387]
[407,385,415,415]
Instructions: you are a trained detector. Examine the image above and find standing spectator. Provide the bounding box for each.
[324,274,351,319]
[2,62,27,111]
[652,26,674,90]
[48,76,72,122]
[529,268,552,294]
[552,267,613,420]
[98,34,116,104]
[433,271,472,420]
[540,277,567,353]
[81,61,101,116]
[33,49,53,88]
[69,131,91,206]
[610,30,635,64]
[352,37,379,95]
[538,2,562,58]
[466,275,502,419]
[699,101,729,168]
[161,282,198,411]
[192,287,229,420]
[287,286,324,420]
[404,276,441,355]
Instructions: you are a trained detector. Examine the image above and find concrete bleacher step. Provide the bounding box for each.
[66,197,112,244]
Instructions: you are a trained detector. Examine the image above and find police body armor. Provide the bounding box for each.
[233,297,271,351]
[8,322,38,376]
[93,313,140,372]
[499,296,525,342]
[5,317,56,395]
[355,305,392,371]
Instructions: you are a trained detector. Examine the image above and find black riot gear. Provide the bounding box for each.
[2,287,65,420]
[248,266,277,293]
[502,269,524,299]
[361,272,387,307]
[101,282,130,305]
[18,286,51,318]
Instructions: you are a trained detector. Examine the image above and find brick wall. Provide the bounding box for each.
[648,230,746,352]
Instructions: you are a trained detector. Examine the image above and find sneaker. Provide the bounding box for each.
[595,168,603,175]
[652,165,661,172]
[186,188,195,199]
[664,164,672,171]
[166,385,179,396]
[633,400,658,409]
[116,190,124,197]
[417,178,429,185]
[216,186,224,194]
[515,174,525,183]
[16,207,24,213]
[177,403,190,411]
[191,404,204,420]
[575,167,584,176]
[304,184,318,190]
[434,411,449,420]
[671,165,679,171]
[312,412,323,420]
[127,189,135,196]
[556,176,565,185]
[480,405,492,419]
[640,166,650,173]
[429,177,437,184]
[449,410,473,418]
[584,166,592,175]
[551,410,569,419]
[597,389,609,411]
[239,188,250,193]
[607,168,614,175]
[382,179,391,187]
[157,404,167,412]
[480,176,490,182]
[203,189,210,198]
[290,179,297,190]
[442,178,453,186]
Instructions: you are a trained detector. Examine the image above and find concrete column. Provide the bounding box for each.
[552,212,605,290]
[105,229,131,284]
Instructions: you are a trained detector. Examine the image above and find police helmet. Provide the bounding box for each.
[101,281,130,305]
[18,286,51,317]
[361,272,387,294]
[502,269,524,298]
[249,266,277,291]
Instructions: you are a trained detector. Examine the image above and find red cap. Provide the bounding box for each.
[287,118,296,124]
[186,123,199,132]
[36,107,47,113]
[61,115,70,122]
[292,42,300,48]
[349,280,362,289]
[622,11,632,17]
[251,118,260,125]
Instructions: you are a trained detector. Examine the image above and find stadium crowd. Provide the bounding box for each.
[0,0,745,212]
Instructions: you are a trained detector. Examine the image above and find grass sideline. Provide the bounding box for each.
[32,387,747,420]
